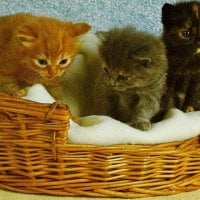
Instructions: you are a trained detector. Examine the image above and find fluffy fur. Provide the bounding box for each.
[69,109,200,145]
[92,26,168,131]
[0,13,90,99]
[22,84,200,145]
[60,32,103,117]
[161,1,200,112]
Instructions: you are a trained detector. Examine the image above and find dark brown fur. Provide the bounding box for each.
[161,1,200,113]
[93,26,168,131]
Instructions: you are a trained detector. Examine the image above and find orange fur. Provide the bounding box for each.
[0,13,91,98]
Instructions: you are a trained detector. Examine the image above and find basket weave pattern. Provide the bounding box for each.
[0,93,200,198]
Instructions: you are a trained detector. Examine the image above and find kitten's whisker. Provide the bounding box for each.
[62,71,77,82]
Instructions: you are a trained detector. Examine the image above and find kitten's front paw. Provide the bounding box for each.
[13,88,28,98]
[185,106,194,112]
[129,119,151,131]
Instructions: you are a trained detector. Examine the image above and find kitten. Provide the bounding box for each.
[93,26,168,131]
[161,1,200,112]
[0,13,91,99]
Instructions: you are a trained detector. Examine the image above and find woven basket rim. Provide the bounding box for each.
[0,93,200,198]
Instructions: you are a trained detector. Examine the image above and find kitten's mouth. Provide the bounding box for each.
[112,87,127,92]
[45,75,57,80]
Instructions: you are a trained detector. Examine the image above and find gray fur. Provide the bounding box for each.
[93,26,168,131]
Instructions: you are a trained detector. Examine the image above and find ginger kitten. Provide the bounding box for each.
[0,13,91,99]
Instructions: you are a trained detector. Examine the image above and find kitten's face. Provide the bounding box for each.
[15,20,90,85]
[162,2,200,58]
[98,28,167,92]
[102,57,157,91]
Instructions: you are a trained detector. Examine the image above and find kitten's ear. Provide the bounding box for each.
[71,23,91,37]
[138,58,152,68]
[16,25,37,47]
[96,31,109,41]
[162,3,175,25]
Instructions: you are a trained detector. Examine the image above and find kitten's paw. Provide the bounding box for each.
[13,88,28,98]
[129,119,151,131]
[185,106,194,112]
[54,98,63,104]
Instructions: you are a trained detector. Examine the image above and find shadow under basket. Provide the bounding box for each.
[0,93,200,199]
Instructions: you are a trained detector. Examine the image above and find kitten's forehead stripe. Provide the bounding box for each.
[192,4,199,19]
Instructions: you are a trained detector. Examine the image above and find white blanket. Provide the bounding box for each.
[23,84,200,146]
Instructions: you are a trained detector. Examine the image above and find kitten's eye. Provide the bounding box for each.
[139,58,151,68]
[34,58,48,68]
[118,74,128,81]
[181,30,191,39]
[59,59,68,66]
[103,67,109,74]
[38,59,47,65]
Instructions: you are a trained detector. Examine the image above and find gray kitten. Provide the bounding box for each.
[93,26,168,131]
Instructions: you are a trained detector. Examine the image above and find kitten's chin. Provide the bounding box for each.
[45,76,55,80]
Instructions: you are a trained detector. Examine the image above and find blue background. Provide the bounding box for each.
[0,0,186,35]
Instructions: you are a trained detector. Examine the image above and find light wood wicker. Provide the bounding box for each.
[0,93,200,198]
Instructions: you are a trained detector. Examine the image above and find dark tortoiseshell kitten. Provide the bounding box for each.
[161,1,200,112]
[93,27,167,131]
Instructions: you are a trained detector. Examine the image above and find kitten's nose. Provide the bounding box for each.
[47,66,57,76]
[110,79,116,87]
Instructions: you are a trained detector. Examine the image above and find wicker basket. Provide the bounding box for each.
[0,93,200,198]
